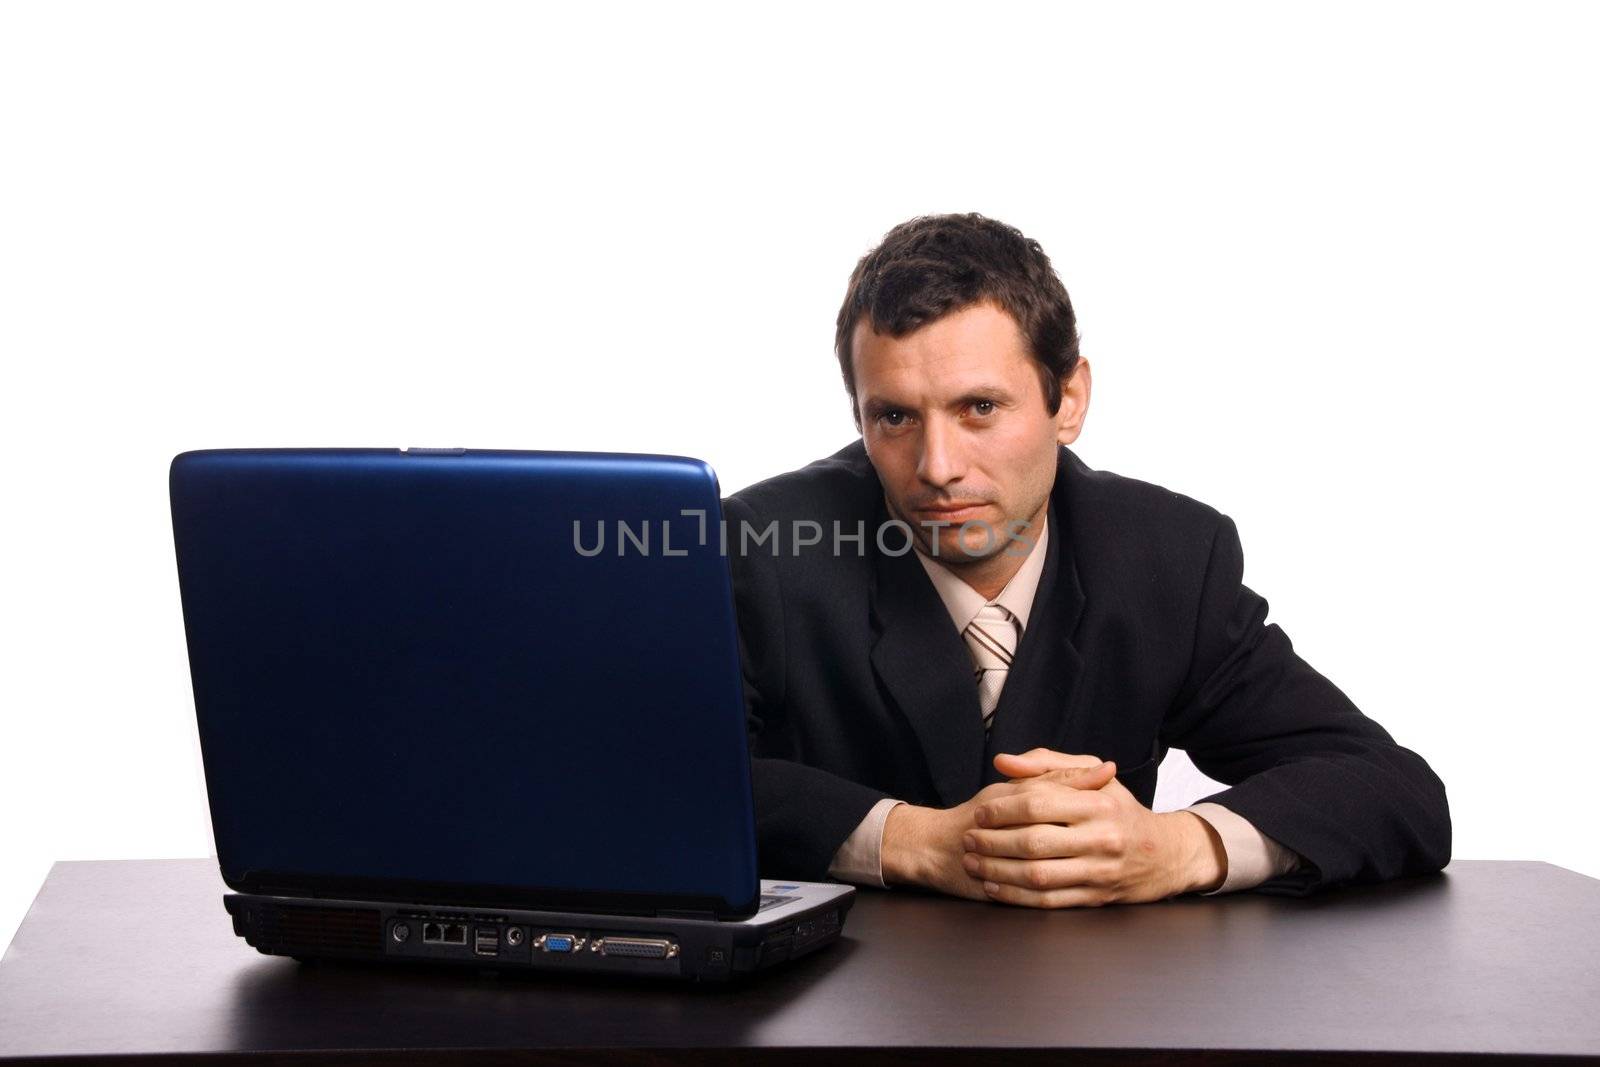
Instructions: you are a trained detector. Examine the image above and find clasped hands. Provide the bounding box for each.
[880,748,1227,907]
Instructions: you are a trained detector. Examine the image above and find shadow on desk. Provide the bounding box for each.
[221,934,862,1049]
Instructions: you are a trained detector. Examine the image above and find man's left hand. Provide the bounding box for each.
[960,748,1227,907]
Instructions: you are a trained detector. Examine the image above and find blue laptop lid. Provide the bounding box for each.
[170,448,760,918]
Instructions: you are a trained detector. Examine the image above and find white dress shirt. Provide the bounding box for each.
[827,510,1305,895]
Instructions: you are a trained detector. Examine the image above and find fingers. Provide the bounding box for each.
[962,853,1114,894]
[974,779,1117,829]
[963,822,1096,861]
[981,880,1115,909]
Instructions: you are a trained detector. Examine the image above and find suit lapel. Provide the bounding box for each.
[868,500,987,807]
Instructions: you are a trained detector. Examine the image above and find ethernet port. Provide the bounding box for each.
[422,921,468,946]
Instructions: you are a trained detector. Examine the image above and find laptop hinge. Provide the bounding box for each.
[656,908,719,921]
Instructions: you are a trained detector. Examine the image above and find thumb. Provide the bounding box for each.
[994,749,1115,784]
[1038,760,1118,791]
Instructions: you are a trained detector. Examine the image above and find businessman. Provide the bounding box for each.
[723,213,1451,907]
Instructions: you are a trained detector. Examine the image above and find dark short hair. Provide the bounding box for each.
[834,213,1082,420]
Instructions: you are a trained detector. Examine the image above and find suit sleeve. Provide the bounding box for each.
[723,496,891,881]
[1161,513,1452,896]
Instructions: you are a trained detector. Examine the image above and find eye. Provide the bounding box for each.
[972,400,997,417]
[878,410,909,428]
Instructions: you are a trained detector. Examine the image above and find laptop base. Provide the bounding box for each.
[224,879,855,982]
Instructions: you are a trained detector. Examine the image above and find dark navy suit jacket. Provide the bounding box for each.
[722,439,1451,894]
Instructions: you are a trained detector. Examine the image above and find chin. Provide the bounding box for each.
[933,528,1007,563]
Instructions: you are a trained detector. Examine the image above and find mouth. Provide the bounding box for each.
[913,503,989,522]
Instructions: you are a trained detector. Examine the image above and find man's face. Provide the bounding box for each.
[851,300,1088,565]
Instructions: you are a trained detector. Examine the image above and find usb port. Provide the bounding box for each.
[474,927,500,957]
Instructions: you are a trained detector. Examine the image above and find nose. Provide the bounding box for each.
[916,417,965,489]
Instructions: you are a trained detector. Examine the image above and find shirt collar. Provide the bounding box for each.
[912,511,1050,634]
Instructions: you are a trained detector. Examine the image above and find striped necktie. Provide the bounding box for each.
[963,603,1019,734]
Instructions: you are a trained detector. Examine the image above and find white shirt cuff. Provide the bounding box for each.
[1185,801,1305,895]
[827,797,905,888]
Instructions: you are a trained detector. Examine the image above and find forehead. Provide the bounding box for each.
[852,301,1035,400]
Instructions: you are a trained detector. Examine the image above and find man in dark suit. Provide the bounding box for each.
[722,213,1451,906]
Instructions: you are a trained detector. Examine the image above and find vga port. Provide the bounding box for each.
[535,932,583,953]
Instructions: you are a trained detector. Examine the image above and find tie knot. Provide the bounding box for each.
[963,604,1018,671]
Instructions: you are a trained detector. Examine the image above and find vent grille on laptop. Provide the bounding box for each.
[253,904,383,953]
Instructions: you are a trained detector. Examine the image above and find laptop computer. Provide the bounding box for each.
[168,447,854,981]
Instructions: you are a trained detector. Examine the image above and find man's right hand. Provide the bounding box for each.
[881,753,1117,899]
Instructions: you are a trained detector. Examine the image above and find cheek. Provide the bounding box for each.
[865,438,914,490]
[994,436,1058,509]
[864,435,892,470]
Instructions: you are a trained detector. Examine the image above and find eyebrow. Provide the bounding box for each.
[862,388,1015,420]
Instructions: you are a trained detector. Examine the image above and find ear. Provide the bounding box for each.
[1055,357,1091,445]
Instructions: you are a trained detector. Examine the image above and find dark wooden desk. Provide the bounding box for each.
[1,859,1597,1064]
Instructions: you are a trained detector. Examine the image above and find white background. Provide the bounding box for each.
[2,1,1596,949]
